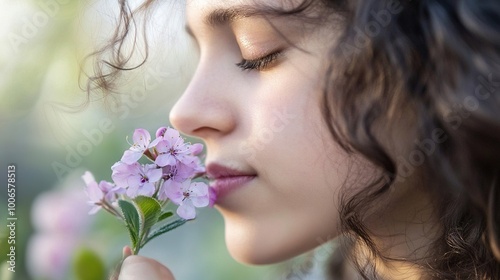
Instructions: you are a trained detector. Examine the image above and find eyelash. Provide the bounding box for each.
[236,51,281,71]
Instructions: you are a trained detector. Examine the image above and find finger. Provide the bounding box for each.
[110,246,133,280]
[122,246,132,259]
[118,255,175,280]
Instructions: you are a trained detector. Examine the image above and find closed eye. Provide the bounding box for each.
[236,51,282,71]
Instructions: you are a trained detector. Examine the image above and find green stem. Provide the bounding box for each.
[132,227,152,255]
[132,245,140,255]
[101,200,123,219]
[143,219,187,246]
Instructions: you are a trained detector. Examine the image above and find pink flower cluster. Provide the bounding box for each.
[83,127,215,220]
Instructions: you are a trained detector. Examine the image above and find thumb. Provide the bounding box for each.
[118,255,175,280]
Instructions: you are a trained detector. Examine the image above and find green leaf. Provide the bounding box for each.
[143,219,187,247]
[133,196,162,234]
[118,200,140,249]
[72,248,106,280]
[158,211,174,222]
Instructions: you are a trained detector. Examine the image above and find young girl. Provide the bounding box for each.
[90,0,500,279]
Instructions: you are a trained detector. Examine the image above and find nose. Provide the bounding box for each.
[169,62,236,140]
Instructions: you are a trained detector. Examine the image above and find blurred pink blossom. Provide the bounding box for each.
[31,189,90,233]
[27,234,78,280]
[28,177,92,280]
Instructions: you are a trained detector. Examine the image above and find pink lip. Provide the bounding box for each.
[206,163,256,200]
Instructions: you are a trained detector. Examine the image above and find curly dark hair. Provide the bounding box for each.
[86,0,500,279]
[323,0,500,278]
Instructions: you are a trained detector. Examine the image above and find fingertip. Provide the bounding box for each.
[122,246,132,259]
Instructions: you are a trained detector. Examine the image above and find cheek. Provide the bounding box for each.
[246,58,324,160]
[222,78,354,264]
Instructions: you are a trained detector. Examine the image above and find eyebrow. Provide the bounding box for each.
[185,6,265,38]
[205,8,247,26]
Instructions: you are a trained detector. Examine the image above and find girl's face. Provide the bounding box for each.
[171,0,370,264]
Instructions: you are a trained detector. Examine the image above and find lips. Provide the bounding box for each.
[206,163,256,200]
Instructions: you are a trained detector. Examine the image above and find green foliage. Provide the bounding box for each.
[132,196,162,236]
[72,248,106,280]
[158,211,174,222]
[118,200,140,250]
[119,196,178,254]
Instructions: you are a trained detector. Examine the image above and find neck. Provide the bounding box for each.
[355,176,440,279]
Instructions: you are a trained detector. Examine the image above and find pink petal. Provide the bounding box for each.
[110,185,125,195]
[155,154,177,167]
[155,127,168,138]
[157,189,169,201]
[190,182,208,196]
[149,137,162,148]
[154,140,170,153]
[191,196,209,208]
[104,192,116,202]
[174,163,196,182]
[126,185,139,198]
[173,140,188,155]
[189,143,204,155]
[127,175,142,189]
[178,180,191,192]
[112,162,139,187]
[104,185,124,202]
[98,181,115,193]
[208,187,217,207]
[177,201,196,220]
[137,182,155,197]
[85,182,103,203]
[121,150,143,164]
[88,205,102,215]
[164,127,180,142]
[181,157,204,174]
[146,166,163,183]
[81,171,96,186]
[164,180,184,204]
[133,128,151,147]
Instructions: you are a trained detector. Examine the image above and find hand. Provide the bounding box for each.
[117,246,175,280]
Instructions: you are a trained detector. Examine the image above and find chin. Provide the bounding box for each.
[222,214,325,265]
[224,227,293,265]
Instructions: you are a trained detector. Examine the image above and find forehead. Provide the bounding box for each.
[185,0,308,26]
[186,0,302,12]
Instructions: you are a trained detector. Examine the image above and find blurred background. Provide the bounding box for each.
[0,0,290,279]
